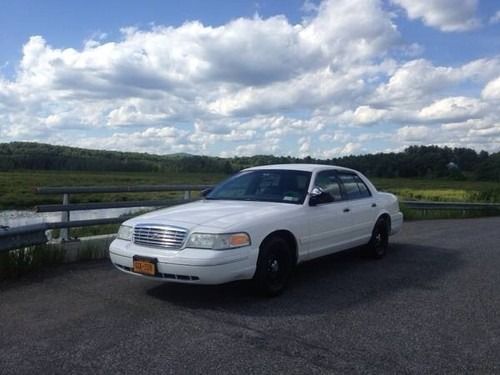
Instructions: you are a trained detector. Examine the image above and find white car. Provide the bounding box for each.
[110,164,403,295]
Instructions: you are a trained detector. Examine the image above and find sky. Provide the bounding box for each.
[0,0,499,157]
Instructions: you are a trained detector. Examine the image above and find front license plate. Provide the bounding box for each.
[133,257,156,276]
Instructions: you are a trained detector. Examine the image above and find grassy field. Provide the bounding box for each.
[0,170,228,209]
[372,177,500,220]
[371,177,500,203]
[2,171,498,279]
[1,170,499,210]
[0,169,499,230]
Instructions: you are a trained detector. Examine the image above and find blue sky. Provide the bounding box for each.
[0,0,306,77]
[0,0,499,157]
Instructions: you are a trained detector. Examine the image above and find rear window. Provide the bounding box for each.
[338,173,371,200]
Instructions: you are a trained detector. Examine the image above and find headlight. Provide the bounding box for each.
[117,225,133,241]
[186,232,251,250]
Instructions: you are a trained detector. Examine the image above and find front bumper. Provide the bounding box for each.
[109,238,258,284]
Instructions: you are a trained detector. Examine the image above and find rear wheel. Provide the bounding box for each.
[366,218,389,259]
[253,237,293,297]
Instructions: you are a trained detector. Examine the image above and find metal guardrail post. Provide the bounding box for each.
[183,190,191,200]
[60,193,70,241]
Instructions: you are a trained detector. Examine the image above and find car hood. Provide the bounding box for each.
[124,199,301,231]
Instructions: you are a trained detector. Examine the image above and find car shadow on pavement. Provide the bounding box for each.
[146,242,464,316]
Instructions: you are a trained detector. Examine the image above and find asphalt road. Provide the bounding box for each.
[1,217,500,374]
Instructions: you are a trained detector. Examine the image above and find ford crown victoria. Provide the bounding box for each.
[110,164,403,295]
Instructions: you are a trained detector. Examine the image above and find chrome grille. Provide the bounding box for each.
[133,224,187,249]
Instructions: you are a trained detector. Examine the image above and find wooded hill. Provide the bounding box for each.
[1,142,499,181]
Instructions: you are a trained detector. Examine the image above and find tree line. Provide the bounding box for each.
[0,142,499,181]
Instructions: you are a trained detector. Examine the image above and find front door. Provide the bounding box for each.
[304,170,354,259]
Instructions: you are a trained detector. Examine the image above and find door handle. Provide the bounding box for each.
[343,208,350,213]
[371,203,377,207]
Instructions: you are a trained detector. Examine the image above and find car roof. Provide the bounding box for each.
[243,163,356,173]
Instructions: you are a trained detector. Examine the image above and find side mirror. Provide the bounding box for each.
[201,188,213,198]
[309,187,325,206]
[309,187,334,206]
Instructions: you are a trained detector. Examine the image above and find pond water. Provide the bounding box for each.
[0,207,153,228]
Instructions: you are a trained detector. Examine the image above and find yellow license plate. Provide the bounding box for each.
[133,260,156,276]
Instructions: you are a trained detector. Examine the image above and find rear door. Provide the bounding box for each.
[336,172,378,243]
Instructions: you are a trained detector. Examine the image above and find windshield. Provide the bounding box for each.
[207,169,312,204]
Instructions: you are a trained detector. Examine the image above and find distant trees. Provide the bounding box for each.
[0,142,499,181]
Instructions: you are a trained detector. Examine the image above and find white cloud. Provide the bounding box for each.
[489,10,500,24]
[482,76,500,100]
[65,126,192,154]
[418,97,486,123]
[231,138,281,156]
[372,59,459,106]
[342,105,388,125]
[298,136,311,157]
[392,0,480,32]
[0,0,499,155]
[396,126,431,142]
[337,142,362,156]
[0,0,399,139]
[316,142,363,159]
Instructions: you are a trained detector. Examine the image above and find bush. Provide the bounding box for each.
[0,245,65,280]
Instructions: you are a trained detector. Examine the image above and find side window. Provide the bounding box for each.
[338,173,371,200]
[314,171,343,203]
[355,176,371,198]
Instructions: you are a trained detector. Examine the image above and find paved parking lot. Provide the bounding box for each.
[1,217,500,374]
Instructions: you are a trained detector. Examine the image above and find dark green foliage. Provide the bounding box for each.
[0,142,499,181]
[0,142,234,174]
[0,245,65,280]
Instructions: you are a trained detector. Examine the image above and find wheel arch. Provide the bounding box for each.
[260,230,298,266]
[376,212,391,233]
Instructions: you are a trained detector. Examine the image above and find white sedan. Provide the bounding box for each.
[110,164,403,295]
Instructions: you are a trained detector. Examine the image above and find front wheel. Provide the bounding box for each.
[253,237,293,297]
[365,218,389,259]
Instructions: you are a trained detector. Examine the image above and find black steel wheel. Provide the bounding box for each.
[366,218,389,259]
[253,236,293,297]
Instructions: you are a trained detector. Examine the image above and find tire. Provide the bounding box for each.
[253,236,293,297]
[366,218,389,259]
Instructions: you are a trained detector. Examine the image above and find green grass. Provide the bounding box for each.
[1,172,499,279]
[1,171,499,234]
[49,224,121,239]
[2,171,497,210]
[399,203,500,221]
[372,178,500,220]
[0,245,66,280]
[0,170,228,210]
[371,177,500,203]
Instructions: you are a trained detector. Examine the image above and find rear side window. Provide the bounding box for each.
[338,173,371,200]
